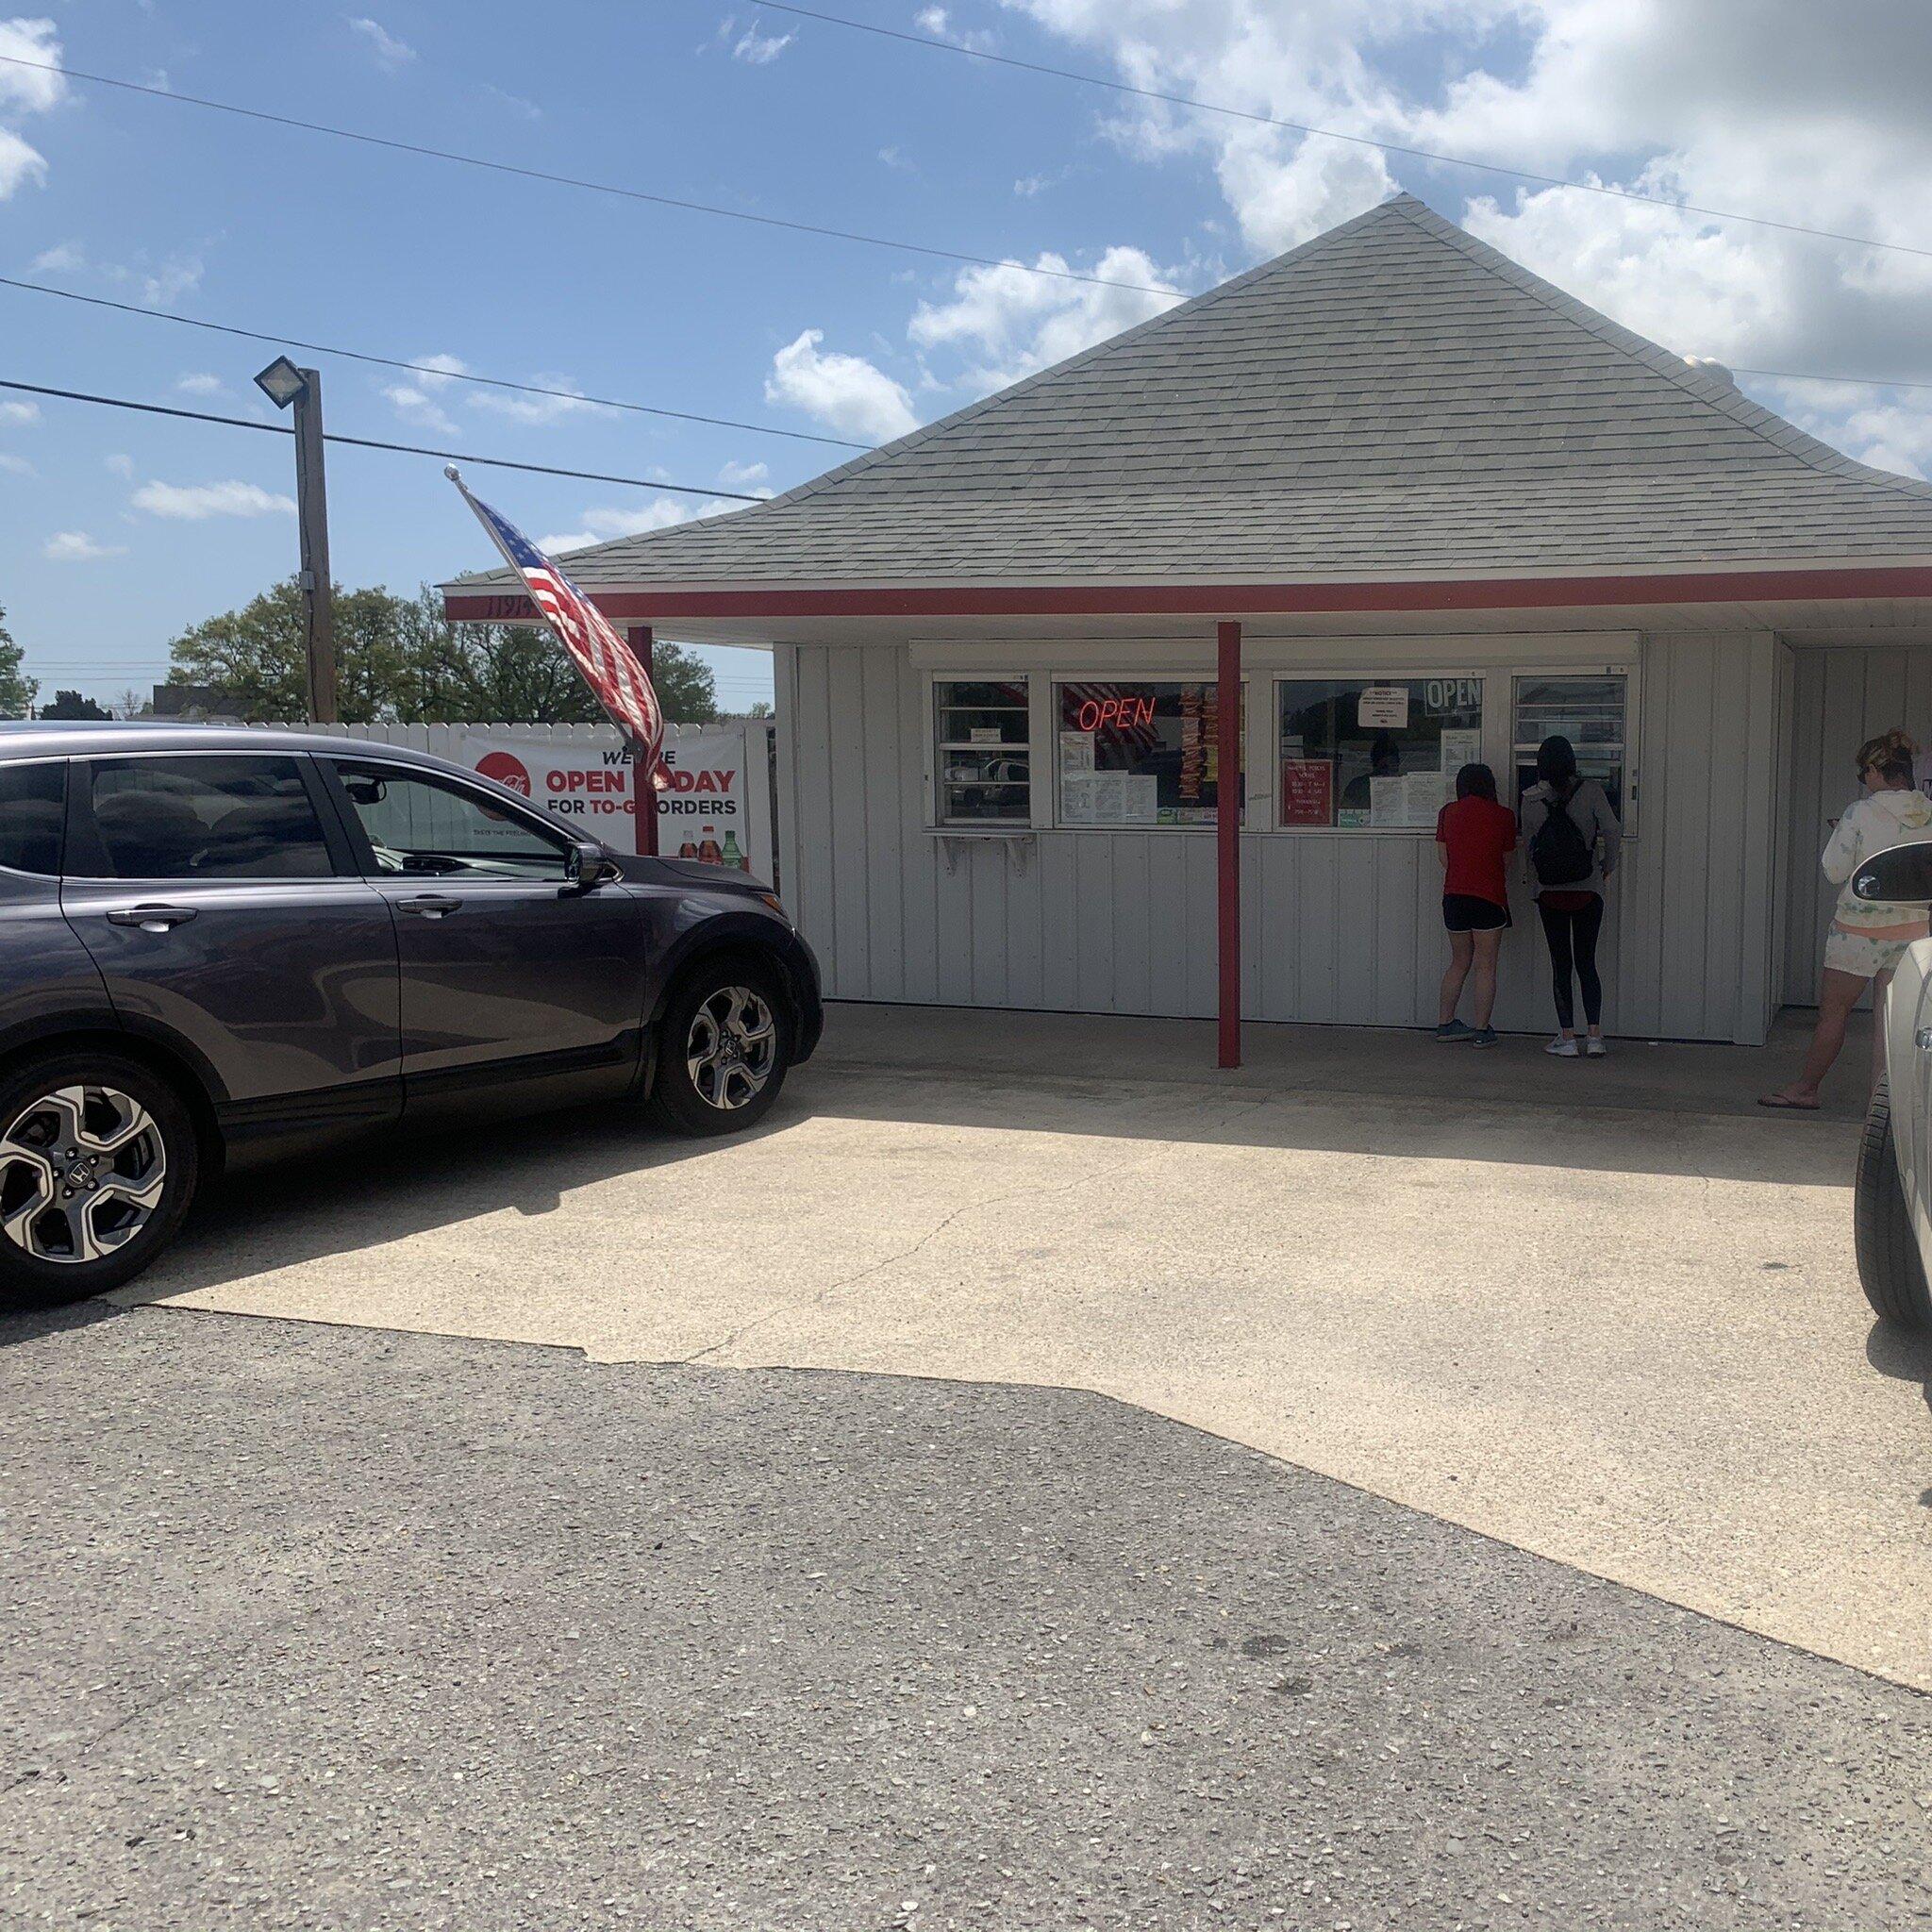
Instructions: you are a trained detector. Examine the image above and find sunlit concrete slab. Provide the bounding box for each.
[123,1003,1932,1691]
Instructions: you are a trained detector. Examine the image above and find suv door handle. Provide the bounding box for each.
[105,904,198,931]
[1917,1026,1932,1053]
[398,894,462,919]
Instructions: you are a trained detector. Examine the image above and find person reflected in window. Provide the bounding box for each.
[1341,735,1402,811]
[1521,734,1622,1058]
[1762,728,1932,1110]
[1433,763,1515,1046]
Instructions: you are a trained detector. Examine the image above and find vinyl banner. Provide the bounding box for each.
[458,726,771,880]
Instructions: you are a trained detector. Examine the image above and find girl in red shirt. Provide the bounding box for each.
[1434,762,1516,1045]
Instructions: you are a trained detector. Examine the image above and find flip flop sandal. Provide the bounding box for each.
[1757,1094,1820,1111]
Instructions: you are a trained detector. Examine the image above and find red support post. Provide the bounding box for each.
[626,625,659,858]
[1216,619,1241,1070]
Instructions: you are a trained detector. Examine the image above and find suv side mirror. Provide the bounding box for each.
[1852,841,1932,907]
[564,839,612,893]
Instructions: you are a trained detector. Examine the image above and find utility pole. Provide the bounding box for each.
[253,357,338,723]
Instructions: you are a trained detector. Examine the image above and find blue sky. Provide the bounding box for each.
[2,1,1929,710]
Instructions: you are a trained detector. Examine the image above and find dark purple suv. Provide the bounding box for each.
[0,724,821,1308]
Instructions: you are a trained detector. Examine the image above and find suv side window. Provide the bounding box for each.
[330,761,574,880]
[79,756,335,879]
[0,761,65,876]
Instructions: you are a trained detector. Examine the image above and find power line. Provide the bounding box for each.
[753,0,1932,267]
[0,52,1181,296]
[0,378,768,497]
[0,274,870,450]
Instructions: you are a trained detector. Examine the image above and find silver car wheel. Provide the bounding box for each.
[0,1084,168,1266]
[685,986,779,1111]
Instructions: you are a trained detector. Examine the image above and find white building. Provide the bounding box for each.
[444,196,1932,1049]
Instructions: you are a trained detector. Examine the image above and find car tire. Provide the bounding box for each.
[1854,1074,1932,1332]
[648,955,791,1138]
[0,1051,200,1312]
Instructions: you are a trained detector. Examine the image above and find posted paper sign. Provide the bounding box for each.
[1357,686,1410,730]
[1440,727,1482,772]
[1280,758,1334,827]
[1369,774,1405,827]
[1403,771,1447,826]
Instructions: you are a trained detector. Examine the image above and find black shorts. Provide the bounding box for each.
[1443,893,1508,933]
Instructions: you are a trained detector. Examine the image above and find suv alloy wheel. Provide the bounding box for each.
[0,1052,200,1309]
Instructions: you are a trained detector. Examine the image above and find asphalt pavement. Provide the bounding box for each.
[4,1305,1928,1932]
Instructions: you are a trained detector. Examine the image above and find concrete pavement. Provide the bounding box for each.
[120,1004,1932,1690]
[6,1308,1931,1932]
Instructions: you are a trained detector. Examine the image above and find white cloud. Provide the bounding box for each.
[915,6,996,52]
[537,497,746,555]
[468,375,595,425]
[348,16,415,71]
[0,399,39,425]
[0,125,44,199]
[0,18,66,115]
[131,479,296,521]
[718,458,769,487]
[766,329,919,441]
[137,257,203,308]
[991,0,1932,469]
[175,373,224,396]
[27,241,204,309]
[909,245,1184,392]
[481,82,541,122]
[0,20,60,201]
[43,530,125,562]
[732,25,793,64]
[104,452,134,477]
[0,452,33,476]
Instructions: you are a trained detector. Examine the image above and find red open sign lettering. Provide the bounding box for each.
[1074,695,1156,732]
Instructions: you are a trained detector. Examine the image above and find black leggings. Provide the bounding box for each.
[1538,897,1605,1030]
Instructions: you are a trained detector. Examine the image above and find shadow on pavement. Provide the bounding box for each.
[121,1091,808,1302]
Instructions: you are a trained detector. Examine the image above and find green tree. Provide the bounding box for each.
[41,689,110,720]
[165,578,416,722]
[396,590,717,725]
[0,604,37,720]
[166,580,720,725]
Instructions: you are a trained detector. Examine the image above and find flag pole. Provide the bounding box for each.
[627,625,658,858]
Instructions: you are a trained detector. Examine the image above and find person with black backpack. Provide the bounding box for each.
[1521,735,1623,1057]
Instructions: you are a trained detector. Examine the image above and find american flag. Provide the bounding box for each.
[447,468,666,787]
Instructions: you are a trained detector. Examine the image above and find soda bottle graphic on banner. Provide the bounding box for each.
[676,838,698,859]
[697,824,724,866]
[721,830,746,871]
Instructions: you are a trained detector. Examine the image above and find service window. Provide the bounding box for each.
[1277,676,1485,829]
[1055,680,1236,826]
[332,760,574,879]
[83,756,334,878]
[1511,675,1629,821]
[933,678,1030,825]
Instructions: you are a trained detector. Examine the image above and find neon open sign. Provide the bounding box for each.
[1076,695,1156,731]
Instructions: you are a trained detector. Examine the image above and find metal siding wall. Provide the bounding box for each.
[788,638,1779,1041]
[1783,644,1932,1006]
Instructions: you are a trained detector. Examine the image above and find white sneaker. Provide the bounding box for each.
[1546,1036,1580,1057]
[1585,1036,1607,1058]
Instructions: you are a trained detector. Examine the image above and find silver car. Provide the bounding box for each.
[1851,841,1932,1330]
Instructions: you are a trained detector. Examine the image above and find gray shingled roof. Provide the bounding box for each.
[449,194,1932,591]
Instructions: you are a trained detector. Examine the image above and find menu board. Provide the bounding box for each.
[1280,758,1334,827]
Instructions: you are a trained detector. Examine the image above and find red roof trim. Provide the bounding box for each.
[442,563,1932,625]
